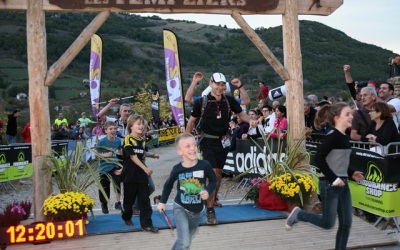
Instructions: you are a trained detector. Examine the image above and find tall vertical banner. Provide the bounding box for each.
[151,84,160,125]
[89,34,102,119]
[163,29,186,129]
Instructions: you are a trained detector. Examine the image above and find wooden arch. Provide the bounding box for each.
[0,0,343,221]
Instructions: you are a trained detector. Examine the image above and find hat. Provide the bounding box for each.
[13,109,20,114]
[367,80,379,89]
[317,100,330,107]
[81,112,86,115]
[211,72,226,83]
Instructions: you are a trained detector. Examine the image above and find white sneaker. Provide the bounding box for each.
[285,207,301,230]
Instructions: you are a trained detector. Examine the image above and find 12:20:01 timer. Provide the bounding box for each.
[0,219,85,245]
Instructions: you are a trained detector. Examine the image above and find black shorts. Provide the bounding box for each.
[200,137,229,169]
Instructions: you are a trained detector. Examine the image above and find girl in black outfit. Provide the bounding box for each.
[286,102,364,250]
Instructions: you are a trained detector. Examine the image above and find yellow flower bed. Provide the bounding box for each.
[269,173,316,204]
[43,192,94,222]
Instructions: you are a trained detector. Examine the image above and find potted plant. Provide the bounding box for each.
[268,172,316,210]
[0,203,27,227]
[46,141,121,220]
[243,177,267,206]
[237,128,316,209]
[43,191,94,222]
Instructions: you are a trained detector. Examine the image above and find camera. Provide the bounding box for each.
[356,81,368,88]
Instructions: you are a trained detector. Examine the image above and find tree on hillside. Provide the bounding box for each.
[132,83,170,122]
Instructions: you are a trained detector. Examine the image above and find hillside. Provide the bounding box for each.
[0,11,395,114]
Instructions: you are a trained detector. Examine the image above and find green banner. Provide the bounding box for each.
[306,140,400,217]
[0,145,32,182]
[147,133,159,147]
[349,180,399,217]
[0,141,69,183]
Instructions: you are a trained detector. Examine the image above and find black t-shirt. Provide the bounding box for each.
[6,114,18,136]
[191,94,242,136]
[160,160,217,213]
[121,135,147,183]
[305,107,317,129]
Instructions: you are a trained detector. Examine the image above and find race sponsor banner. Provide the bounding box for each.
[158,126,180,143]
[163,29,185,128]
[0,142,68,183]
[89,34,102,119]
[307,140,400,217]
[223,138,286,177]
[348,148,400,217]
[0,144,31,182]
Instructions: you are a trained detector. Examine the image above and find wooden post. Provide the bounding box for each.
[27,0,52,222]
[282,0,306,147]
[231,11,289,82]
[45,11,110,86]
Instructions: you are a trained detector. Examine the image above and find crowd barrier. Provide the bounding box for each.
[0,127,182,184]
[223,138,400,219]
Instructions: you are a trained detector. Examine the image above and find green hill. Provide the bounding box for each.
[0,11,395,115]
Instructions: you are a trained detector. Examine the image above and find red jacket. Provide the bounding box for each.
[257,85,269,100]
[21,122,31,143]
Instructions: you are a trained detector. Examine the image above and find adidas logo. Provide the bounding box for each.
[273,90,282,98]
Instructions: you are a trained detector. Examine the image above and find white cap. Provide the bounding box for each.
[210,72,226,83]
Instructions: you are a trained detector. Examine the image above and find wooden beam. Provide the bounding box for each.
[282,0,306,147]
[27,0,52,222]
[45,11,110,86]
[0,0,343,16]
[231,11,289,82]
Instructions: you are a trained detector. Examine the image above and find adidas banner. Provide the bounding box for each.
[268,85,286,100]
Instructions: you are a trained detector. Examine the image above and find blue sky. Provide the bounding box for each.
[141,0,399,55]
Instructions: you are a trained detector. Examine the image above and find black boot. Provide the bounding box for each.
[101,203,109,214]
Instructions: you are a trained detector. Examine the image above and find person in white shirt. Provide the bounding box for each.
[378,82,400,132]
[98,98,132,138]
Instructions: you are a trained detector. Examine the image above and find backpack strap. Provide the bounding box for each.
[222,94,231,119]
[195,95,208,135]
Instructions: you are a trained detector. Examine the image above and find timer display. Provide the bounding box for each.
[0,219,85,245]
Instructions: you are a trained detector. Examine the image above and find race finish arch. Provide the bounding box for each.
[0,0,343,221]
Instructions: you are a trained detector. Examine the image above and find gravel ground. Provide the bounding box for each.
[1,144,399,245]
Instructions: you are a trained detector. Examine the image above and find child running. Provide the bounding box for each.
[96,121,122,214]
[120,114,158,233]
[157,133,217,250]
[285,102,364,250]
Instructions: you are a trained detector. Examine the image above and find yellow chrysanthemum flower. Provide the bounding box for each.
[269,173,316,204]
[43,192,94,221]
